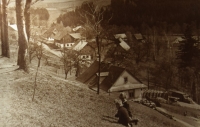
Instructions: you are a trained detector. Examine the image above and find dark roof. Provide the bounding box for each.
[53,27,71,40]
[100,66,143,92]
[69,33,82,39]
[76,61,110,84]
[126,69,143,83]
[42,23,63,38]
[100,66,125,91]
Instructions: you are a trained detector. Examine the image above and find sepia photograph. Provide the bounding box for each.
[0,0,200,126]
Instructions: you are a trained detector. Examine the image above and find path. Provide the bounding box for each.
[156,107,199,127]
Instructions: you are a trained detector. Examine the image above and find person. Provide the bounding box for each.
[119,92,139,125]
[114,99,132,127]
[119,92,133,118]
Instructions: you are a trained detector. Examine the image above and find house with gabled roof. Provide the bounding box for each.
[62,33,84,49]
[70,37,96,62]
[76,61,147,99]
[72,40,93,62]
[114,33,130,51]
[73,40,88,51]
[76,61,110,84]
[69,33,82,40]
[52,26,75,48]
[42,23,64,41]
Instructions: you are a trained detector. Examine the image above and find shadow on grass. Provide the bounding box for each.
[102,115,118,123]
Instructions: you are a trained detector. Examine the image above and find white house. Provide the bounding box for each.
[76,62,147,99]
[101,66,147,99]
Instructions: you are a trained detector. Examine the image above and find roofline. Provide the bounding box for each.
[125,69,143,83]
[108,85,147,92]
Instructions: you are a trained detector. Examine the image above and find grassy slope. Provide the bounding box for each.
[0,66,184,127]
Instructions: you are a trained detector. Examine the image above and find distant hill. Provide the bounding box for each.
[32,0,111,10]
[8,0,111,28]
[31,0,111,27]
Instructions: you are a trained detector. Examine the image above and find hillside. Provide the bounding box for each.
[1,56,200,127]
[1,43,200,127]
[34,0,110,27]
[31,0,111,9]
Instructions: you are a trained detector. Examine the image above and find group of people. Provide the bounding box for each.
[114,92,139,127]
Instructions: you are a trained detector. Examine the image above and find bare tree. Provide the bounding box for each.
[80,2,106,94]
[32,42,43,101]
[61,46,74,79]
[29,41,36,63]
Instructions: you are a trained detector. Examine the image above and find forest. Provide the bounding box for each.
[56,0,200,103]
[58,0,200,34]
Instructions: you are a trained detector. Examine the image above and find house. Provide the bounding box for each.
[133,33,145,43]
[72,26,82,32]
[114,33,130,51]
[100,66,147,99]
[76,61,110,85]
[52,27,87,49]
[53,26,72,48]
[65,33,83,49]
[114,33,127,40]
[76,61,147,99]
[42,23,64,42]
[70,38,95,63]
[73,40,88,51]
[172,36,185,44]
[73,40,93,63]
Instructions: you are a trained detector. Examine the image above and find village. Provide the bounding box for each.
[1,0,200,127]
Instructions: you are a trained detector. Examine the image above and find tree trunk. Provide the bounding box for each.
[192,73,198,102]
[2,0,10,58]
[24,0,32,42]
[16,0,29,72]
[96,35,100,94]
[1,0,10,57]
[0,2,4,56]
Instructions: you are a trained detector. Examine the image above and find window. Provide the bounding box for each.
[124,77,128,83]
[129,90,135,98]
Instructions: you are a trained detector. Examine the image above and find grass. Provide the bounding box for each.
[161,103,200,118]
[1,44,199,127]
[0,65,186,127]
